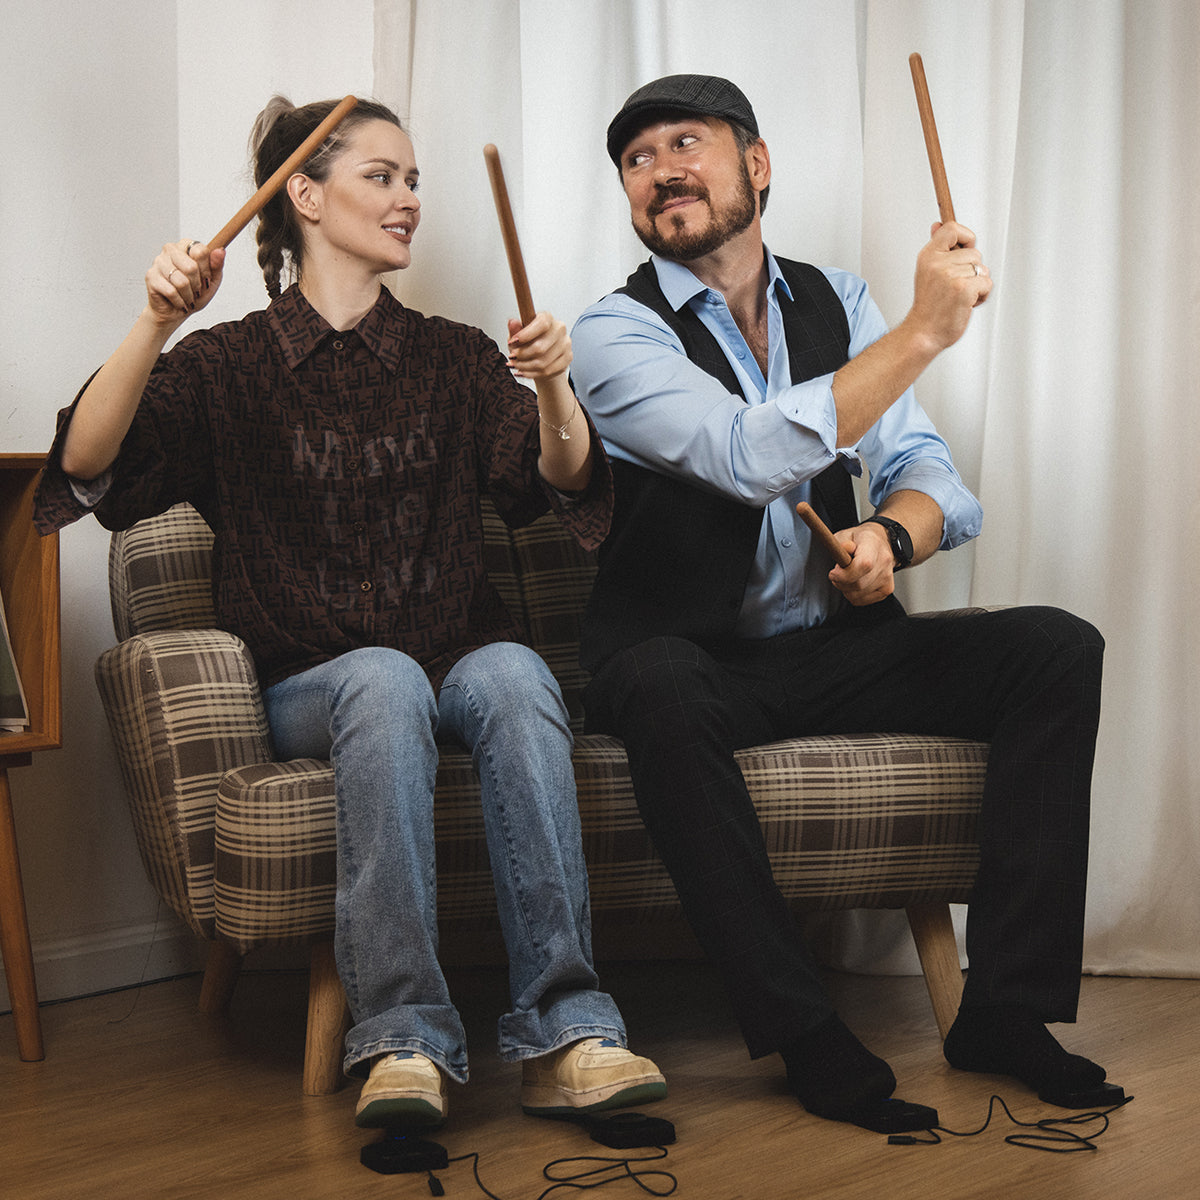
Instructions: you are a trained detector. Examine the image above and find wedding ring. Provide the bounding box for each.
[973,263,983,276]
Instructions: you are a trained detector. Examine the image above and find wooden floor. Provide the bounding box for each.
[2,961,1194,1199]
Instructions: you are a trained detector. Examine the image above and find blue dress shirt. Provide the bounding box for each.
[570,249,983,636]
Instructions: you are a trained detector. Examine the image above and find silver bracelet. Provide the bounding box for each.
[539,396,579,441]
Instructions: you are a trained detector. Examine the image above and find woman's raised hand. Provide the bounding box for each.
[146,239,226,324]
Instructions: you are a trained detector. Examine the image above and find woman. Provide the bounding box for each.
[34,96,665,1130]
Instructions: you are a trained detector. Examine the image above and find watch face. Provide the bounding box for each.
[871,516,912,567]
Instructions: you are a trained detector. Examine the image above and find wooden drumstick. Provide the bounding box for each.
[796,501,853,568]
[206,95,359,250]
[483,144,536,325]
[908,53,955,225]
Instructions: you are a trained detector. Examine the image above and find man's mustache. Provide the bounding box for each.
[648,183,709,218]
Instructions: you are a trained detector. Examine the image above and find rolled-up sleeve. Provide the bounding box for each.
[571,265,982,551]
[571,296,839,508]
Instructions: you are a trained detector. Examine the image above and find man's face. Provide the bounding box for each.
[618,117,760,261]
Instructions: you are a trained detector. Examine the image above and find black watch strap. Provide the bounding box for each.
[864,515,914,569]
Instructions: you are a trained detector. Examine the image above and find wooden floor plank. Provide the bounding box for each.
[2,962,1193,1198]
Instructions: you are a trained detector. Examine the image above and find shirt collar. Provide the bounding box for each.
[649,246,794,311]
[267,283,407,373]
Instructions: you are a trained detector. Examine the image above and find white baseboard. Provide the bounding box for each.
[0,918,321,1014]
[0,920,208,1012]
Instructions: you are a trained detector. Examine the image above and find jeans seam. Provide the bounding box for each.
[443,677,541,961]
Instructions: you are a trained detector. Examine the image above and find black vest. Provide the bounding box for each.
[580,256,862,672]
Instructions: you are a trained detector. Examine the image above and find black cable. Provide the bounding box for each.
[106,897,167,1024]
[446,1153,503,1200]
[888,1093,1134,1154]
[539,1148,677,1197]
[445,1147,677,1200]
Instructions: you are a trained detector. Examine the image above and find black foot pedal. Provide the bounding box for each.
[361,1130,449,1175]
[1038,1081,1127,1109]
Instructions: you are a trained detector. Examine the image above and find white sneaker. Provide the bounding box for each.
[521,1037,667,1115]
[355,1051,447,1128]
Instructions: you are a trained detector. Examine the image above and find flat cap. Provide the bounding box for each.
[606,74,758,166]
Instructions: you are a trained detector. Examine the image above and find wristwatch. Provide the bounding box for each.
[864,515,914,570]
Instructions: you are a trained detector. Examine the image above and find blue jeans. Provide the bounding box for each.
[263,642,625,1082]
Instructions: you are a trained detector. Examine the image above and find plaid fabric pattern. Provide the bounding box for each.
[742,734,984,907]
[100,501,986,952]
[215,759,337,949]
[108,504,217,641]
[94,624,272,939]
[507,512,598,729]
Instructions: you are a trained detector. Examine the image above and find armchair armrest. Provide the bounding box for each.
[94,628,272,938]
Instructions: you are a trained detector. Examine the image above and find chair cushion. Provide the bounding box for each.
[211,731,985,952]
[213,747,505,950]
[738,732,985,908]
[214,759,338,948]
[107,502,989,958]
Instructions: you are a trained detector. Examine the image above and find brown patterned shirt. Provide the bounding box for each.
[35,284,611,689]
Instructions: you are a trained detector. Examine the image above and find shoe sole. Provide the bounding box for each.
[521,1077,667,1117]
[355,1095,445,1129]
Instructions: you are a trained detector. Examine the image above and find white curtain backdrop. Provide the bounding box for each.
[369,0,1198,977]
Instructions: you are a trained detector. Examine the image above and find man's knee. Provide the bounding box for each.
[1014,606,1104,673]
[586,636,731,743]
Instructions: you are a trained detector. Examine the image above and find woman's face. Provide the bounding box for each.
[302,118,421,275]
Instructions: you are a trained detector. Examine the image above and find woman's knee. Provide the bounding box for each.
[448,641,559,698]
[266,647,435,759]
[441,642,569,735]
[332,647,437,720]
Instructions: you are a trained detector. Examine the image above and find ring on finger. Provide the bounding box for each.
[973,263,983,276]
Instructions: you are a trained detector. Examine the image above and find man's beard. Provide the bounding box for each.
[632,160,757,261]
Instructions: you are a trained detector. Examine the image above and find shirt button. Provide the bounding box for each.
[360,580,373,593]
[332,339,345,351]
[780,538,792,548]
[346,459,360,474]
[353,521,366,534]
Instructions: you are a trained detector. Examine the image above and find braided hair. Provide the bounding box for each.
[248,95,405,297]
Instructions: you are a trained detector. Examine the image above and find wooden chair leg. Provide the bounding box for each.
[0,764,44,1061]
[302,938,350,1096]
[906,902,964,1040]
[198,940,243,1014]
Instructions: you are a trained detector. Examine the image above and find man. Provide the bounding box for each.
[570,74,1120,1131]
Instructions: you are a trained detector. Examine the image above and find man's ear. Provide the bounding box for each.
[287,173,319,223]
[747,137,771,197]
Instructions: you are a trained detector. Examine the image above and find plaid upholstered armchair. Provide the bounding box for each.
[95,500,987,1095]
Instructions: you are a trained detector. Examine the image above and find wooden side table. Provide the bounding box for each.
[0,454,62,1061]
